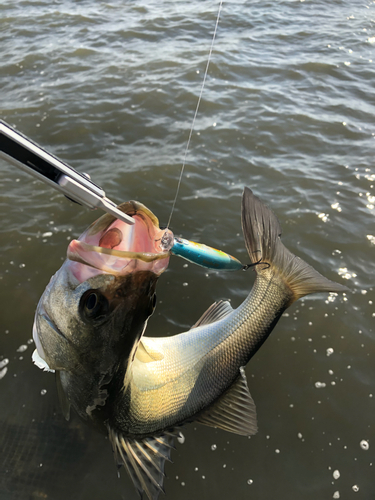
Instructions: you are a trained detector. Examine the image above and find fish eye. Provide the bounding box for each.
[80,290,109,321]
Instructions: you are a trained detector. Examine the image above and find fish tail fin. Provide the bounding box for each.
[241,187,348,305]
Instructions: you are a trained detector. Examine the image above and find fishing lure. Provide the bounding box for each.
[171,237,244,271]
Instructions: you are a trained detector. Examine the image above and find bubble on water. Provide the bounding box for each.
[177,432,185,444]
[40,389,47,396]
[326,294,337,303]
[318,213,329,222]
[327,348,334,357]
[333,491,340,499]
[315,382,326,388]
[0,367,8,380]
[42,232,53,238]
[352,485,359,492]
[182,282,188,287]
[333,470,340,480]
[360,440,369,450]
[194,467,198,472]
[181,482,185,487]
[211,444,217,451]
[298,433,303,439]
[247,479,253,485]
[19,263,26,268]
[338,267,357,279]
[275,449,280,454]
[17,345,27,353]
[331,202,342,212]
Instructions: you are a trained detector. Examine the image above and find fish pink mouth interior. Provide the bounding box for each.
[66,204,173,284]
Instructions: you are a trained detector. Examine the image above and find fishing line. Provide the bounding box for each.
[165,1,223,231]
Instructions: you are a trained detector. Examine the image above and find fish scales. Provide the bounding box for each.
[115,271,291,436]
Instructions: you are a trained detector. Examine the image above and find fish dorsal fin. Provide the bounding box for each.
[55,370,71,421]
[196,367,258,436]
[136,340,164,363]
[190,299,233,329]
[109,427,179,500]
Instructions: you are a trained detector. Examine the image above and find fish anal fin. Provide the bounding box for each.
[108,427,179,500]
[196,366,257,436]
[190,299,233,329]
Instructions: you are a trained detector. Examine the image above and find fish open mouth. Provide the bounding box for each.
[66,201,173,283]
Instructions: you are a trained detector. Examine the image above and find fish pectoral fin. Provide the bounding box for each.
[136,340,164,363]
[190,299,234,329]
[108,427,179,500]
[196,366,258,436]
[55,370,71,421]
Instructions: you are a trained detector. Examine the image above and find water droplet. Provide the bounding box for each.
[40,389,47,396]
[315,381,326,388]
[352,485,359,492]
[17,345,27,353]
[326,348,334,357]
[333,491,340,499]
[360,440,369,450]
[0,367,8,380]
[247,479,253,485]
[211,444,217,451]
[333,470,340,480]
[0,359,9,369]
[182,282,188,287]
[177,432,185,444]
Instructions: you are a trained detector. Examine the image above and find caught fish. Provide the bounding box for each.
[105,188,347,499]
[32,188,347,500]
[32,200,173,421]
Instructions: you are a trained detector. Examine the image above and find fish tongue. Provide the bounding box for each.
[99,228,123,249]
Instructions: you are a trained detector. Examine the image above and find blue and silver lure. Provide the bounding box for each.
[170,237,244,271]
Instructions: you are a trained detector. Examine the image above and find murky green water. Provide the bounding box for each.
[1,1,374,499]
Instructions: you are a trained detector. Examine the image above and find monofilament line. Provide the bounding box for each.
[165,1,223,230]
